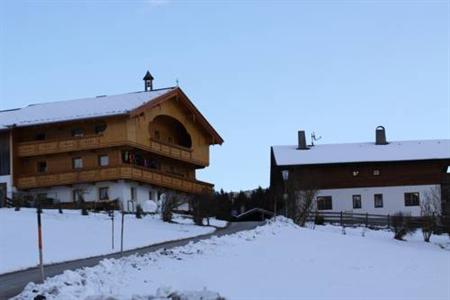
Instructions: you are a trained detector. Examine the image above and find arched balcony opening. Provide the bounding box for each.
[150,115,192,149]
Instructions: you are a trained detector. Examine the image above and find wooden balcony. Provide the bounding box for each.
[16,136,208,166]
[17,135,107,156]
[16,166,213,194]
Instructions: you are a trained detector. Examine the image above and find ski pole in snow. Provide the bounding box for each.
[37,204,45,283]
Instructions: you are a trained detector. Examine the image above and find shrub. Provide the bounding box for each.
[391,212,414,240]
[135,204,143,219]
[161,194,180,223]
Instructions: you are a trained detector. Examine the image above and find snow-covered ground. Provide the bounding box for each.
[16,218,450,300]
[0,208,226,274]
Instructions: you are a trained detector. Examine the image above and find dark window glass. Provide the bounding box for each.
[71,128,84,137]
[73,190,83,202]
[404,192,420,206]
[37,161,47,173]
[352,195,362,209]
[0,133,10,175]
[94,123,107,134]
[130,187,136,201]
[98,155,109,167]
[98,187,109,201]
[374,194,383,208]
[72,157,83,169]
[35,133,46,141]
[317,196,332,210]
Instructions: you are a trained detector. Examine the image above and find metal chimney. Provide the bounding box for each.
[297,130,309,150]
[375,126,388,145]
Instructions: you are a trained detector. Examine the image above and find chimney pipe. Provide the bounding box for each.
[375,126,388,145]
[297,130,309,150]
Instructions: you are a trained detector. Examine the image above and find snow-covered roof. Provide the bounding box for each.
[272,140,450,166]
[0,88,176,129]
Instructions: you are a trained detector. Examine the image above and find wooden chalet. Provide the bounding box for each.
[0,71,223,211]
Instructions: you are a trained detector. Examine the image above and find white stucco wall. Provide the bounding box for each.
[315,184,440,216]
[28,180,163,212]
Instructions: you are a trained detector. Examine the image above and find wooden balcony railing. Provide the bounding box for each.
[17,135,107,156]
[16,136,208,166]
[16,165,213,194]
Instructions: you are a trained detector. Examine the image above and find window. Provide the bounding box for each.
[130,187,136,201]
[72,189,83,202]
[35,133,46,141]
[154,130,160,140]
[404,192,420,206]
[373,169,380,176]
[72,157,83,169]
[98,155,109,167]
[94,123,106,134]
[71,128,84,137]
[374,194,383,208]
[317,196,332,210]
[37,161,47,173]
[352,171,359,177]
[98,187,109,201]
[352,195,362,209]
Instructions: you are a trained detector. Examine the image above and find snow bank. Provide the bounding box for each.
[0,208,226,274]
[15,217,450,300]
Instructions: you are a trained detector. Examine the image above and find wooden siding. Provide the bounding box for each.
[271,158,450,191]
[16,165,212,194]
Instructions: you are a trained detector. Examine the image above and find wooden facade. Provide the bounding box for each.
[1,87,223,205]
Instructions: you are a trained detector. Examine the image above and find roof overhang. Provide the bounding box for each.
[130,87,224,145]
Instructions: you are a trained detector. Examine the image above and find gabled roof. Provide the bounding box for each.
[272,139,450,166]
[0,87,224,145]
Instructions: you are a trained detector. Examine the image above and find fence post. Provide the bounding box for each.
[36,204,45,283]
[340,211,343,227]
[365,213,368,228]
[120,210,125,255]
[387,214,391,228]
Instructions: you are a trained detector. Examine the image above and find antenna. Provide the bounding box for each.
[175,78,179,87]
[310,131,322,146]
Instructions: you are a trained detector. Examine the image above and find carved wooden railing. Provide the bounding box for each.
[16,166,213,194]
[16,136,208,166]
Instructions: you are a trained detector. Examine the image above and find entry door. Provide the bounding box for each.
[0,183,6,207]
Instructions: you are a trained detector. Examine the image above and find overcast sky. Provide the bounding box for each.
[0,0,449,191]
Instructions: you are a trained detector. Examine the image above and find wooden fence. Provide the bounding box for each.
[307,211,450,232]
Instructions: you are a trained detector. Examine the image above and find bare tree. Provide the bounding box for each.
[391,212,415,241]
[287,189,319,226]
[421,187,441,242]
[160,193,181,223]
